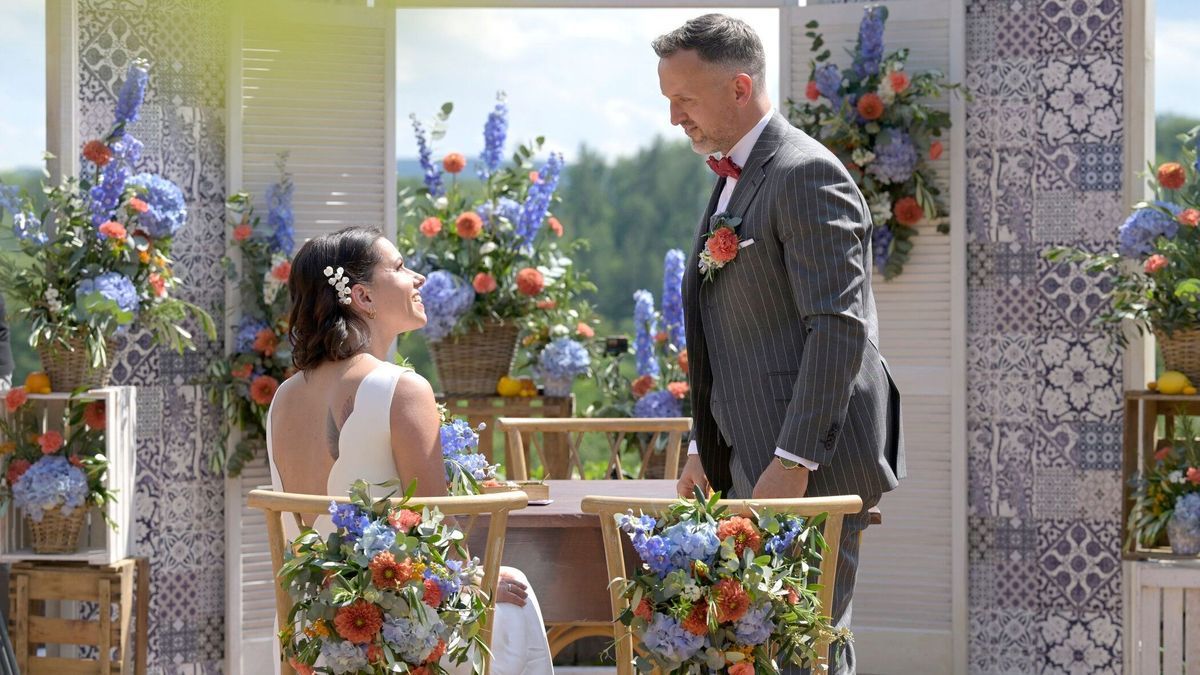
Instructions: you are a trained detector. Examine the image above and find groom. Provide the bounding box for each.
[656,15,904,674]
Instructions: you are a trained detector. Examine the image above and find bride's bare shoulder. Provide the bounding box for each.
[390,368,435,406]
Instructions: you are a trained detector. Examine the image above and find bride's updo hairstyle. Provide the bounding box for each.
[288,226,384,371]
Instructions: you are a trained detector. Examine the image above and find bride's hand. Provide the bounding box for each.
[496,570,528,607]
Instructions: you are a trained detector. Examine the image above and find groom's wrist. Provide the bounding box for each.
[687,440,699,456]
[775,448,819,471]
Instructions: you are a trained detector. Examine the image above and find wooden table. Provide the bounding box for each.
[438,394,575,476]
[464,480,882,624]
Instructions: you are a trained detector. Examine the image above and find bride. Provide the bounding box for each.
[266,225,554,675]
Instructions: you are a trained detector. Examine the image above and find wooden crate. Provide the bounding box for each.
[8,557,148,675]
[1123,391,1200,559]
[0,387,137,565]
[437,394,574,478]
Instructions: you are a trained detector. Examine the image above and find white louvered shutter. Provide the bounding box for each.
[225,3,395,673]
[784,2,959,672]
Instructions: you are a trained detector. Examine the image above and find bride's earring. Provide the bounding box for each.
[367,307,377,320]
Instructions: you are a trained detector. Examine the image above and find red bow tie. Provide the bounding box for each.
[706,155,742,180]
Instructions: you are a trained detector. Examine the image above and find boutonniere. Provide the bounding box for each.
[699,212,744,283]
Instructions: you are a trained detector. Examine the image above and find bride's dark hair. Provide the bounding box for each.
[288,226,384,371]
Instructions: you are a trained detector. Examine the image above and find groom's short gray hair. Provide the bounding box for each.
[652,14,767,93]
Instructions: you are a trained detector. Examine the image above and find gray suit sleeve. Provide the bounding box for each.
[772,156,870,464]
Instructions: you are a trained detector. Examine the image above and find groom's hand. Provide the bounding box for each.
[677,455,710,498]
[752,459,809,499]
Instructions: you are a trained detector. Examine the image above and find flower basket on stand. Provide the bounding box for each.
[429,320,520,395]
[36,336,119,392]
[27,505,86,554]
[1157,328,1200,385]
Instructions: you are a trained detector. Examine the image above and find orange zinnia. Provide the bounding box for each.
[473,272,498,294]
[253,328,278,357]
[270,261,291,282]
[420,217,443,238]
[515,267,544,296]
[1158,162,1187,190]
[893,197,924,226]
[888,71,911,94]
[713,578,750,623]
[250,375,280,406]
[456,212,484,239]
[442,152,466,174]
[717,516,763,557]
[856,93,884,121]
[681,603,709,636]
[333,599,383,644]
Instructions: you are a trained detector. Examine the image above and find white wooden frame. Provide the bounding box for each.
[1128,559,1200,674]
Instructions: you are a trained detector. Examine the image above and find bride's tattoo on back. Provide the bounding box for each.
[326,411,340,460]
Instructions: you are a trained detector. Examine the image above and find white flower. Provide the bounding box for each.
[551,324,569,337]
[869,192,893,224]
[682,581,702,602]
[852,148,876,166]
[877,78,896,105]
[479,241,498,255]
[434,196,448,210]
[1171,470,1185,484]
[45,288,59,300]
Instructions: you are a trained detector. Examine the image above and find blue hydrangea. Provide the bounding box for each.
[814,63,843,109]
[114,62,149,129]
[381,611,444,664]
[424,559,465,598]
[319,640,369,675]
[126,173,187,239]
[662,520,719,570]
[441,418,480,455]
[76,272,139,321]
[479,94,509,179]
[235,317,269,354]
[265,175,295,255]
[356,519,396,559]
[12,456,89,522]
[661,249,686,351]
[328,502,370,542]
[441,419,495,483]
[634,390,681,419]
[1118,202,1184,257]
[634,535,675,577]
[641,613,706,664]
[0,184,46,244]
[633,289,660,378]
[872,225,893,272]
[733,602,775,646]
[476,197,521,229]
[419,271,475,342]
[853,6,886,80]
[1176,493,1200,524]
[764,518,803,556]
[867,131,918,185]
[537,338,590,381]
[617,512,658,541]
[410,114,444,197]
[515,153,564,246]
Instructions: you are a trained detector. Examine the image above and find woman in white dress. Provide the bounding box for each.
[266,226,554,675]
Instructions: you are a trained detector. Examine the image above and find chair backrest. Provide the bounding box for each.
[580,494,864,675]
[247,489,529,675]
[497,417,691,480]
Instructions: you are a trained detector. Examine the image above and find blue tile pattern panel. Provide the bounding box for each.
[77,0,227,672]
[966,0,1125,671]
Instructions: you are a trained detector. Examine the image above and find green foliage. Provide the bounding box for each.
[1158,114,1200,166]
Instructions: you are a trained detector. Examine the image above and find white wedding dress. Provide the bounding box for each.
[267,361,554,675]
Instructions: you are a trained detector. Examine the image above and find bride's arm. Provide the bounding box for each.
[389,371,450,499]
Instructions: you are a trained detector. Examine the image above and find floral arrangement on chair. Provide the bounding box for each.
[787,6,960,280]
[613,491,844,673]
[279,480,489,675]
[399,95,595,393]
[591,250,690,420]
[439,412,497,496]
[206,154,296,476]
[1046,125,1200,356]
[0,60,214,384]
[1128,416,1200,552]
[0,388,116,552]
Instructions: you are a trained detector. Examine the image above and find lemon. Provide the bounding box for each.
[496,376,522,397]
[1158,371,1192,395]
[1186,386,1198,396]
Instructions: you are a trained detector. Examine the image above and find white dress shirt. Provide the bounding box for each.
[686,107,820,472]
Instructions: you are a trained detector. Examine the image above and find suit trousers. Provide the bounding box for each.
[730,453,879,675]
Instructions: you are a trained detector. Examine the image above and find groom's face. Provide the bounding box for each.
[658,50,739,156]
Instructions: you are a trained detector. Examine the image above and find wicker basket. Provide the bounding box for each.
[430,321,520,395]
[1157,329,1200,384]
[36,335,118,391]
[27,506,86,554]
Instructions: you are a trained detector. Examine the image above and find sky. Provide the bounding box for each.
[0,1,1197,170]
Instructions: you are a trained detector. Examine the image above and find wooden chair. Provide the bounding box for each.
[580,494,865,675]
[247,489,528,675]
[498,417,691,481]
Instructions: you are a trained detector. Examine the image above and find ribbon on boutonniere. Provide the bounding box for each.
[698,212,745,283]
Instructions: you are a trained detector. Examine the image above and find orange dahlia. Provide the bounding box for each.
[83,140,113,166]
[333,599,383,644]
[420,217,443,238]
[888,71,911,94]
[894,196,924,226]
[369,552,410,589]
[1180,209,1200,227]
[729,661,755,675]
[705,227,739,264]
[678,349,689,374]
[148,272,166,298]
[5,387,27,413]
[253,328,279,357]
[1158,162,1187,190]
[423,577,443,607]
[667,381,689,399]
[681,603,709,636]
[473,272,498,294]
[577,322,595,338]
[38,431,64,455]
[631,374,656,399]
[233,223,252,242]
[856,93,884,121]
[250,375,280,406]
[714,578,750,623]
[455,212,483,239]
[84,400,106,430]
[389,508,422,532]
[805,80,820,101]
[548,216,564,237]
[515,267,545,296]
[717,516,763,557]
[929,140,944,161]
[6,459,31,486]
[634,597,653,622]
[426,638,447,663]
[442,152,466,174]
[99,221,127,239]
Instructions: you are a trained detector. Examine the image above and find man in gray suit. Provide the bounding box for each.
[655,14,905,674]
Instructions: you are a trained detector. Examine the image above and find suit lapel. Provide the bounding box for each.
[723,113,787,220]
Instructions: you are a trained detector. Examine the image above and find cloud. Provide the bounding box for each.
[1155,20,1200,117]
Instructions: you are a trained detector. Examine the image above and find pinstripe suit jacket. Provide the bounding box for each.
[682,113,905,500]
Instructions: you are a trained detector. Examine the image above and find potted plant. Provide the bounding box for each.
[1128,416,1200,554]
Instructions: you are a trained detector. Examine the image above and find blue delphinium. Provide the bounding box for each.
[425,559,465,598]
[1118,202,1184,257]
[633,289,660,378]
[537,338,590,381]
[853,6,886,80]
[442,419,495,483]
[419,271,475,341]
[641,613,706,664]
[328,502,370,542]
[634,390,682,419]
[814,63,843,109]
[410,114,444,197]
[126,173,187,239]
[382,612,444,664]
[1176,493,1200,524]
[662,520,719,570]
[76,272,139,321]
[319,641,369,675]
[866,130,918,185]
[661,249,686,351]
[733,602,775,646]
[235,317,269,353]
[0,184,46,244]
[872,225,893,272]
[12,456,89,522]
[515,153,564,246]
[617,512,658,541]
[764,518,803,556]
[441,418,480,456]
[476,196,522,230]
[265,170,295,255]
[479,93,509,179]
[355,520,396,559]
[114,61,149,129]
[89,136,141,226]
